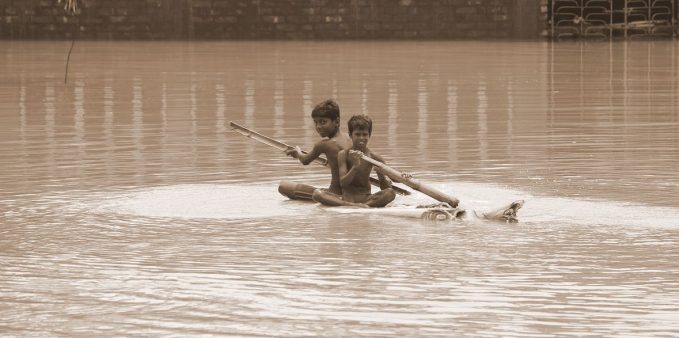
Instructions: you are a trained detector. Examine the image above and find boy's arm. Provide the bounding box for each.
[371,153,393,190]
[285,142,324,165]
[339,150,359,188]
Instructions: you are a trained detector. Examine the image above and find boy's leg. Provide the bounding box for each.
[312,189,368,207]
[278,180,317,200]
[365,188,396,208]
[312,189,345,206]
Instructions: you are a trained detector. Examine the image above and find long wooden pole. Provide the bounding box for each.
[356,151,460,207]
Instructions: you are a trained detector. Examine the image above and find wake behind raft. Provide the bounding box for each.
[231,121,524,223]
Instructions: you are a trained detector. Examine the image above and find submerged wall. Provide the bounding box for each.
[0,0,546,40]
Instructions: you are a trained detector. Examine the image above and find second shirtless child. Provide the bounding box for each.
[313,114,396,208]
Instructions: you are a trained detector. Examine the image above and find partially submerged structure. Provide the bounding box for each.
[551,0,677,39]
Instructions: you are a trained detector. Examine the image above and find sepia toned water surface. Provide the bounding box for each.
[1,41,678,336]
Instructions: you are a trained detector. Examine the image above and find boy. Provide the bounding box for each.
[313,114,396,208]
[278,99,352,200]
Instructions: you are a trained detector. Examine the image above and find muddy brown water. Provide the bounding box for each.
[1,40,678,336]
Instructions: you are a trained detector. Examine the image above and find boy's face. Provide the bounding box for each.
[313,117,339,138]
[350,128,370,149]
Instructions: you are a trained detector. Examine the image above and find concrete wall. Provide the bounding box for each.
[0,0,545,40]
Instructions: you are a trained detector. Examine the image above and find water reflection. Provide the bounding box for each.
[302,79,314,148]
[2,41,678,204]
[361,78,368,115]
[18,82,27,175]
[545,41,679,202]
[446,80,458,169]
[74,77,86,178]
[416,78,428,162]
[45,77,56,180]
[215,82,226,173]
[132,76,145,184]
[331,78,338,101]
[160,78,168,176]
[273,78,285,139]
[244,78,256,166]
[387,79,398,149]
[19,83,26,137]
[476,80,488,163]
[506,81,514,148]
[1,41,679,338]
[104,78,114,180]
[190,73,198,168]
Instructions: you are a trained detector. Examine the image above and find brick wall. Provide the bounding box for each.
[0,0,544,40]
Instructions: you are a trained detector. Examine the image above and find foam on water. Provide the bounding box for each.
[94,183,311,220]
[88,181,679,228]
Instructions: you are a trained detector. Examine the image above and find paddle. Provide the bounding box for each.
[351,150,460,208]
[229,121,411,196]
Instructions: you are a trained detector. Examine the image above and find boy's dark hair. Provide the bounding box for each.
[347,114,372,135]
[311,99,340,120]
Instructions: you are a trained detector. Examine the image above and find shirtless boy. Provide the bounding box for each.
[278,99,352,200]
[313,114,396,208]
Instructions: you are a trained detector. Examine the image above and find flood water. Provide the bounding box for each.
[1,40,678,336]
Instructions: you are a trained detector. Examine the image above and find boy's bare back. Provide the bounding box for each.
[317,132,352,194]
